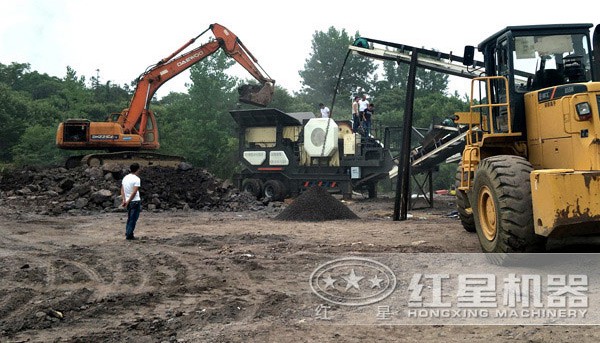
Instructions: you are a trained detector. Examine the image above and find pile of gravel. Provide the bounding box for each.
[275,186,359,221]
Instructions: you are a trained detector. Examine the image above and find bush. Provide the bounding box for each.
[11,124,66,167]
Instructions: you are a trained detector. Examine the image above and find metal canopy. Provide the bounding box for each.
[230,108,314,127]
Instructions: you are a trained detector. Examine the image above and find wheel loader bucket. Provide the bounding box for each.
[238,82,274,107]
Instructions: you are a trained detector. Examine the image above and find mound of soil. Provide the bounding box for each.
[0,164,262,215]
[275,186,359,221]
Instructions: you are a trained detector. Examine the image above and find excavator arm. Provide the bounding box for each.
[121,23,275,134]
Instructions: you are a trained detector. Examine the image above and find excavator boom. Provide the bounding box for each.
[122,23,275,133]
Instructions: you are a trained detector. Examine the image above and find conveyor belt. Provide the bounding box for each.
[388,125,467,178]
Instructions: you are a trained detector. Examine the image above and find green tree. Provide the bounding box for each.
[298,27,376,116]
[158,51,240,178]
[0,62,136,166]
[263,86,313,113]
[53,66,91,117]
[412,92,468,128]
[11,124,67,166]
[0,62,31,88]
[416,68,450,95]
[22,72,62,100]
[0,84,28,161]
[380,58,410,90]
[366,52,469,193]
[371,55,467,130]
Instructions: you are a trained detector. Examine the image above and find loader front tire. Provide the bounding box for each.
[471,155,545,254]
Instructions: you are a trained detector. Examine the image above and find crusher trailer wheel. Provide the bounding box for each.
[241,178,263,199]
[455,166,476,232]
[263,180,287,201]
[471,155,545,255]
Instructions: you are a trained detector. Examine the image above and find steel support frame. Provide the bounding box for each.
[409,170,434,210]
[394,49,419,221]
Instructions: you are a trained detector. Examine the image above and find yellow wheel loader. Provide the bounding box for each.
[456,23,600,254]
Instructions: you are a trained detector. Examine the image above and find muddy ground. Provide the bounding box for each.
[1,194,600,342]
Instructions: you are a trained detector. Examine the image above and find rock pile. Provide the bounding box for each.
[275,186,360,221]
[0,163,263,215]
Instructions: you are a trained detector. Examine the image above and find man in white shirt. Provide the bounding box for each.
[121,163,142,240]
[358,94,369,119]
[319,103,330,118]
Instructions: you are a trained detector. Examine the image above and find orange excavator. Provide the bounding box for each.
[56,23,275,168]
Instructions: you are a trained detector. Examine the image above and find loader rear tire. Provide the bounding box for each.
[471,155,545,254]
[455,166,476,232]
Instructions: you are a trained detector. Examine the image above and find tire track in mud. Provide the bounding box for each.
[0,241,197,297]
[146,252,189,287]
[116,234,280,321]
[0,255,51,291]
[0,254,103,292]
[0,234,49,255]
[1,230,304,340]
[0,243,196,338]
[84,243,196,301]
[144,233,314,327]
[59,259,105,284]
[0,224,87,268]
[0,287,38,333]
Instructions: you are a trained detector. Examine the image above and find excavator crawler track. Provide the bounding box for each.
[66,152,185,169]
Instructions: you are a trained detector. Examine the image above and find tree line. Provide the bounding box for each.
[0,27,469,189]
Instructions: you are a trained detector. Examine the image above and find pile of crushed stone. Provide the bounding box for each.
[0,163,264,215]
[275,186,359,221]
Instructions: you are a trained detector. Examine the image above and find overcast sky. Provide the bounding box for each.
[1,0,598,99]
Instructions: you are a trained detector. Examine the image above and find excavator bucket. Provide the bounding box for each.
[238,82,274,107]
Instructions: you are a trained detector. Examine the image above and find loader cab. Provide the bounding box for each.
[473,24,595,134]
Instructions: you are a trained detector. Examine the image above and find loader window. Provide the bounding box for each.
[513,34,592,91]
[494,40,510,132]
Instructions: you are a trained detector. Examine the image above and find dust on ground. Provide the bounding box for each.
[1,195,600,342]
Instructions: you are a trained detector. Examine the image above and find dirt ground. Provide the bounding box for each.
[1,194,600,342]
